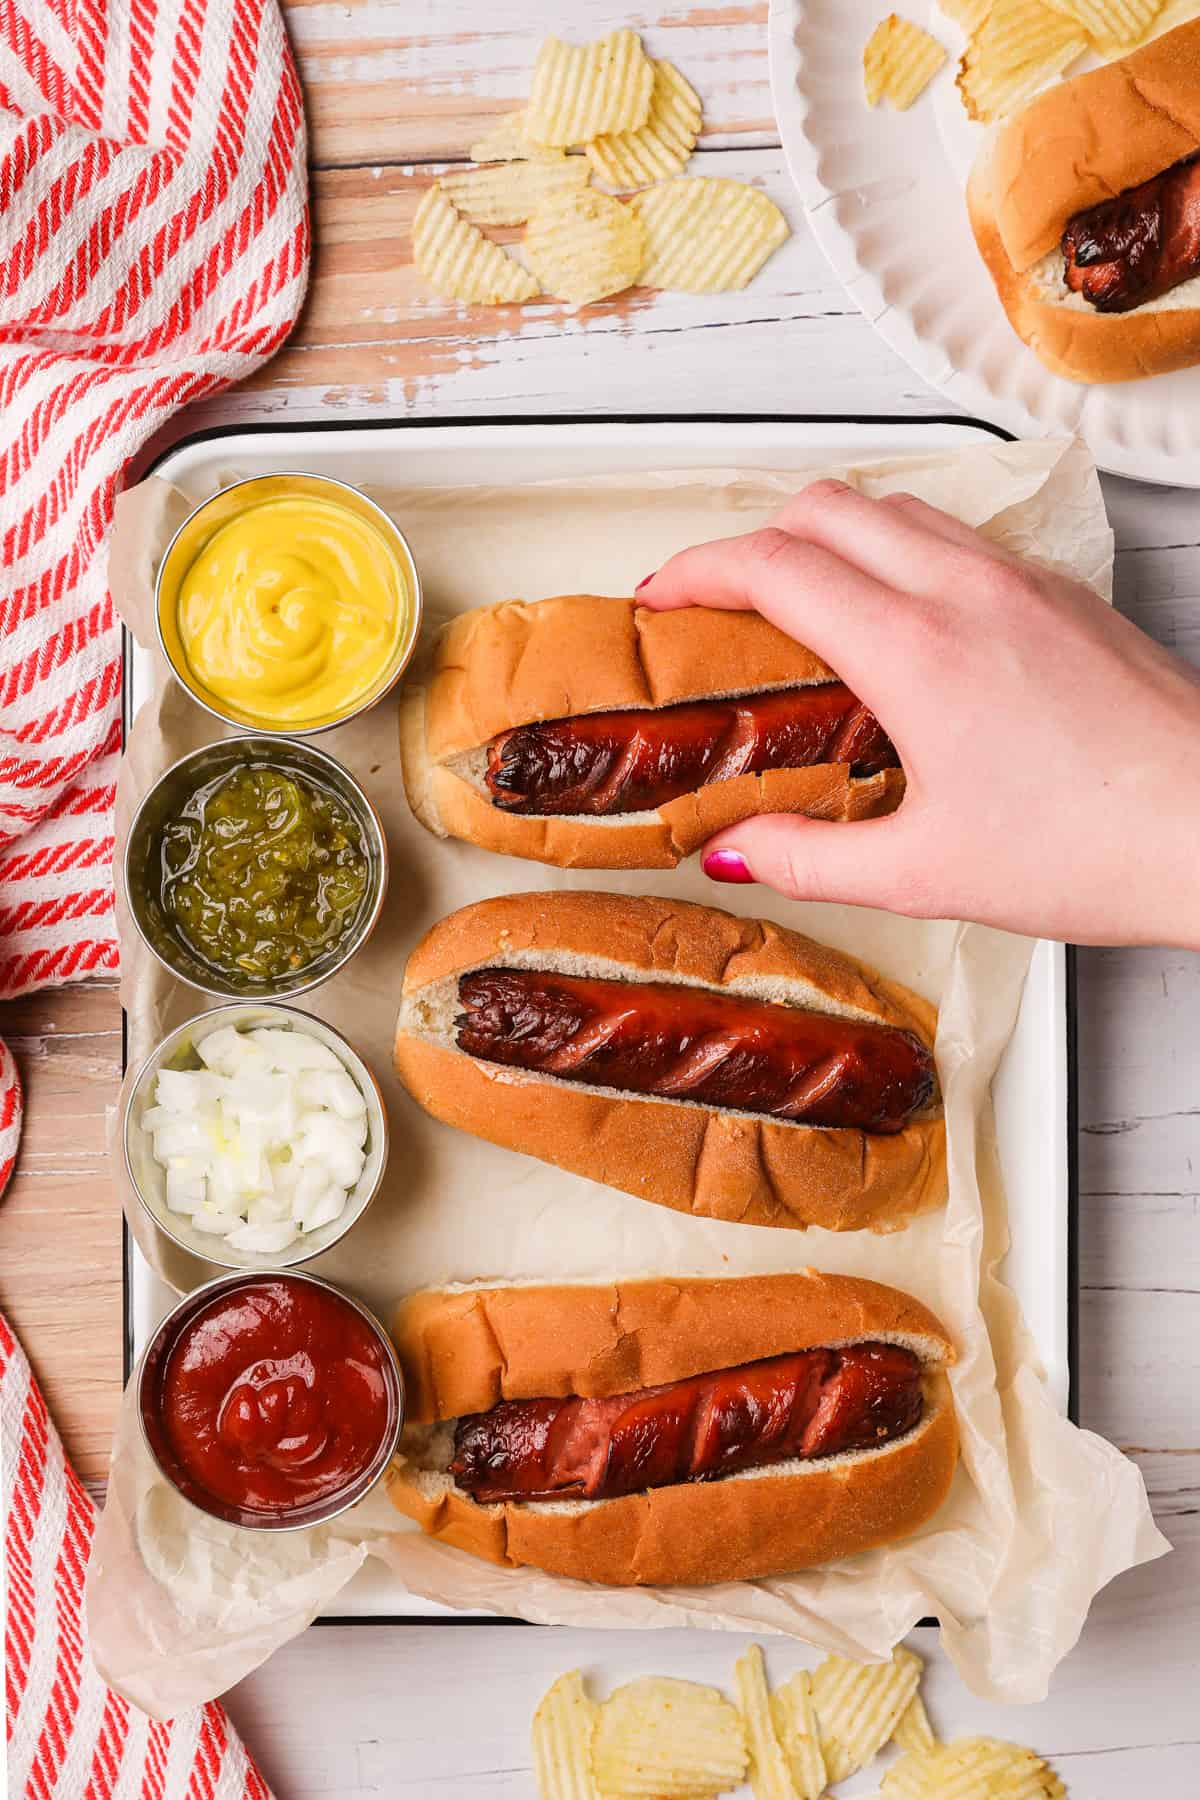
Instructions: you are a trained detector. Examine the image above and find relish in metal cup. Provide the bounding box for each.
[123,735,387,1002]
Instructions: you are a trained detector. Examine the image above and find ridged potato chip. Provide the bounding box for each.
[1041,0,1163,43]
[812,1647,924,1784]
[412,184,539,304]
[964,0,1086,64]
[532,1671,601,1800]
[937,0,992,31]
[438,156,590,226]
[469,112,560,164]
[733,1646,803,1800]
[770,1672,828,1800]
[884,1735,1067,1798]
[526,30,654,148]
[586,60,703,189]
[893,1690,937,1753]
[882,1745,945,1798]
[523,188,645,303]
[592,1675,748,1798]
[864,15,949,108]
[957,0,1086,120]
[631,177,789,293]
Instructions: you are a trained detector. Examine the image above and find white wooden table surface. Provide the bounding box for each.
[100,0,1200,1790]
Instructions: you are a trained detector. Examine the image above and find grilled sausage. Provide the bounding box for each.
[1062,153,1200,313]
[484,683,898,817]
[449,1343,924,1504]
[455,968,935,1133]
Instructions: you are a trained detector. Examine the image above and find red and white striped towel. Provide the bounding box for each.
[2,0,309,1784]
[0,0,310,999]
[3,1311,276,1799]
[0,1036,20,1196]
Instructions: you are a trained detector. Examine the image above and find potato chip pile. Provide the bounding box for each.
[412,30,790,307]
[863,0,1177,122]
[532,1644,1068,1800]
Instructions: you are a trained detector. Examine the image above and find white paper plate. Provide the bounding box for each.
[768,0,1200,485]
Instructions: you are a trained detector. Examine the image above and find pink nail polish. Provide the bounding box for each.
[635,573,656,593]
[703,848,754,884]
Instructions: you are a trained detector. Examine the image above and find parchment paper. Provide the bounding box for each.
[88,437,1167,1717]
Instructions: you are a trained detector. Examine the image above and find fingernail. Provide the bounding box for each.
[635,572,656,593]
[702,848,754,884]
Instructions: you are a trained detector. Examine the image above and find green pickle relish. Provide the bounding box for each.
[155,763,370,985]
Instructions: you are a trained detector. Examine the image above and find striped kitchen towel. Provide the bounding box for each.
[0,1035,20,1197]
[0,0,310,999]
[2,1309,275,1798]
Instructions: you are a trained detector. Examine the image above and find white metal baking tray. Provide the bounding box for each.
[123,416,1074,1621]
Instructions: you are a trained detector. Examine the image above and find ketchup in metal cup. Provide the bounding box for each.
[144,1275,398,1524]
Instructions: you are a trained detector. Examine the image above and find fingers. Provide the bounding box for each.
[635,527,907,689]
[700,810,934,917]
[767,480,995,597]
[879,490,1001,554]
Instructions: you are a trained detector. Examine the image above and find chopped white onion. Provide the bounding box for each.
[145,1025,369,1255]
[248,1028,342,1072]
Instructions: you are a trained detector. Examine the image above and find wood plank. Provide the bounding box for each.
[171,149,944,432]
[1125,1449,1200,1515]
[0,983,123,1485]
[283,0,775,168]
[1076,943,1200,1197]
[1078,1188,1199,1297]
[1077,1287,1197,1453]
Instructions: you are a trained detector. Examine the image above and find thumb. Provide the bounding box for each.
[700,812,931,917]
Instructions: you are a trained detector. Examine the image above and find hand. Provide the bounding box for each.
[637,480,1200,947]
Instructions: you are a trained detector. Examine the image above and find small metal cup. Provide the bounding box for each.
[155,471,423,736]
[123,735,387,1001]
[136,1269,404,1531]
[123,1002,389,1272]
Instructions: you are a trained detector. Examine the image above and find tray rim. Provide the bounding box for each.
[120,408,1079,1627]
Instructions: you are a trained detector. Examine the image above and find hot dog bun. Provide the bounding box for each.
[393,891,945,1232]
[400,594,904,868]
[386,1272,959,1586]
[967,21,1200,384]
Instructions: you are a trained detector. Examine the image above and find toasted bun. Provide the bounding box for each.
[386,1273,959,1586]
[393,891,945,1233]
[399,594,904,869]
[393,1271,956,1420]
[988,24,1200,273]
[967,23,1200,385]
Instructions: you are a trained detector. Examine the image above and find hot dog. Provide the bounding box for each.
[450,1344,923,1502]
[968,22,1200,383]
[394,891,945,1232]
[455,968,934,1132]
[387,1273,959,1587]
[1062,154,1200,315]
[400,594,904,868]
[485,683,898,817]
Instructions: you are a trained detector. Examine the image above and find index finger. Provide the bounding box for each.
[636,525,911,698]
[770,478,1001,594]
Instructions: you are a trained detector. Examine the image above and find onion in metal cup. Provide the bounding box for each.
[123,1003,388,1273]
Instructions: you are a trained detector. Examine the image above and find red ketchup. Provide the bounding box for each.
[150,1276,395,1522]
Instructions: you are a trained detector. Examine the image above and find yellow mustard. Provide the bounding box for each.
[176,496,409,727]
